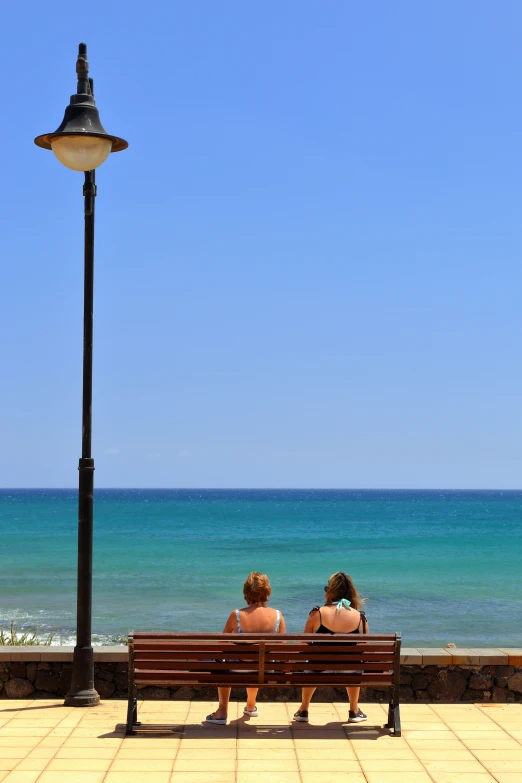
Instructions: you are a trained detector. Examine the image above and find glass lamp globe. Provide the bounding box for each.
[50,135,113,171]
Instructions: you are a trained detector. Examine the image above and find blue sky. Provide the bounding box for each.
[2,1,521,488]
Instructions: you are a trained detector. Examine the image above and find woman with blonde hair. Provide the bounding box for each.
[293,571,368,724]
[207,571,286,724]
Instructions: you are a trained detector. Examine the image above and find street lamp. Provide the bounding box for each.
[35,43,128,707]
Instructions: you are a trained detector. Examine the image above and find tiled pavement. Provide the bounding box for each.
[0,700,522,783]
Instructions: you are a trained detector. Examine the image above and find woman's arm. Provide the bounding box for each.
[278,614,287,634]
[222,610,237,633]
[303,607,320,633]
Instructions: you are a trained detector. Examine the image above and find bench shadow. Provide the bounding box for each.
[115,716,393,741]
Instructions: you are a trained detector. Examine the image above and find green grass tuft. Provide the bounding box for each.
[0,620,56,646]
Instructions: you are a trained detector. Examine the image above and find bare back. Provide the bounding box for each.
[223,605,286,634]
[305,604,367,634]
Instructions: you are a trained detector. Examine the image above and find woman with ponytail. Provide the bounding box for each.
[293,571,368,724]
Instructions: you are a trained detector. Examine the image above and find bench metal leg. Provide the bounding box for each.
[126,695,138,736]
[392,703,401,737]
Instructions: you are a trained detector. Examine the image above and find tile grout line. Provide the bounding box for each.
[286,702,304,783]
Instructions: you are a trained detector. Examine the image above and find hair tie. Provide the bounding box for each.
[335,598,351,611]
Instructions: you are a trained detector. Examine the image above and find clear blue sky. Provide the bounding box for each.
[2,1,521,488]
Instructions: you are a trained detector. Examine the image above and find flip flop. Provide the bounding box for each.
[243,706,258,717]
[206,712,227,725]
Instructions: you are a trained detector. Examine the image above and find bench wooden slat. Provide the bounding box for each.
[132,632,397,640]
[135,660,393,672]
[134,653,393,668]
[133,642,396,654]
[135,672,394,685]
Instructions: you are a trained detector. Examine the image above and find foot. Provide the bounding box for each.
[206,712,227,724]
[293,709,309,722]
[243,705,258,717]
[348,708,367,723]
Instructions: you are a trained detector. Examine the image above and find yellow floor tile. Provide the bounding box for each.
[297,758,361,772]
[424,774,497,783]
[464,739,522,749]
[0,774,42,783]
[11,760,50,772]
[174,759,236,772]
[297,747,356,759]
[0,763,23,773]
[491,775,522,783]
[105,774,170,783]
[176,748,235,759]
[414,749,476,760]
[46,758,112,772]
[479,760,522,771]
[300,774,366,783]
[363,773,432,783]
[238,739,294,748]
[237,748,296,759]
[423,760,489,772]
[403,731,456,740]
[236,774,300,783]
[61,738,124,748]
[170,774,235,783]
[406,740,466,749]
[117,748,178,759]
[0,739,39,748]
[1,752,31,761]
[111,759,174,772]
[353,748,417,759]
[473,750,522,760]
[238,759,299,771]
[56,746,118,759]
[0,728,49,737]
[361,759,425,772]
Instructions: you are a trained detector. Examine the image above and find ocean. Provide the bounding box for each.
[0,489,520,647]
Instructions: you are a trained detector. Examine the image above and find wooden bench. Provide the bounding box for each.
[127,631,401,736]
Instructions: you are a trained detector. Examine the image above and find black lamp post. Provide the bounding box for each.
[35,44,127,707]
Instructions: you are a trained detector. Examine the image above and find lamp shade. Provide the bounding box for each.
[34,44,127,170]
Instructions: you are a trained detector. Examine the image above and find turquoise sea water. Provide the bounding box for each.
[0,489,520,647]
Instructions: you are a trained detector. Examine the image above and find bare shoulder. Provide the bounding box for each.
[308,605,320,616]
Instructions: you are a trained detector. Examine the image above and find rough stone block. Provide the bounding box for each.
[412,673,430,690]
[95,668,114,682]
[114,671,128,691]
[94,677,115,698]
[507,672,522,693]
[469,674,493,690]
[10,662,27,679]
[496,665,515,678]
[35,670,60,693]
[427,670,467,701]
[5,677,35,698]
[26,663,37,682]
[492,686,515,702]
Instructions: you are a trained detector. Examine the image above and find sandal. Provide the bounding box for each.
[293,709,309,722]
[206,712,227,725]
[243,706,258,717]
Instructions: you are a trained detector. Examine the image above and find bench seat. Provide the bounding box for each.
[127,631,401,736]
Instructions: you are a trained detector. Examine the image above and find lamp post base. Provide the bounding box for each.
[64,645,100,707]
[64,688,100,707]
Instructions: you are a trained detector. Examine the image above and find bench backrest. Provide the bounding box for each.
[129,632,401,688]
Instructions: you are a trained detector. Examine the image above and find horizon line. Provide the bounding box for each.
[1,487,521,492]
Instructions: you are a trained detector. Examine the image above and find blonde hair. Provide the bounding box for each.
[326,571,365,609]
[243,572,272,604]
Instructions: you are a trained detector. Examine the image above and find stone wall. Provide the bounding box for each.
[1,647,522,703]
